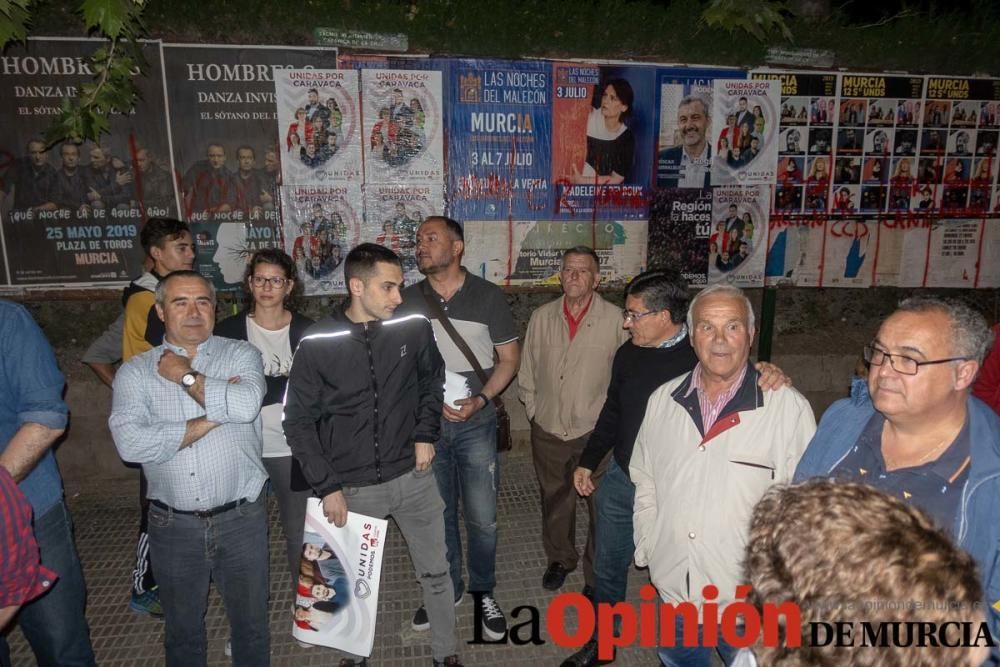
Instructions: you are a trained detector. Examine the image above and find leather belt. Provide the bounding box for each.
[150,497,247,518]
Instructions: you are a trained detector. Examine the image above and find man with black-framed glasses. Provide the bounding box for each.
[795,296,1000,658]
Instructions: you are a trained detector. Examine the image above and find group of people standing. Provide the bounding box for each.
[2,209,1000,667]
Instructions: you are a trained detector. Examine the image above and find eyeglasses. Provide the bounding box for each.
[251,276,289,289]
[863,344,968,376]
[623,309,659,323]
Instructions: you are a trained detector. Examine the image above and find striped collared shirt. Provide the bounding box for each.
[109,335,267,511]
[684,362,748,434]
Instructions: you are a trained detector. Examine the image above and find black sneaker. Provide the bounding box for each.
[412,589,464,631]
[478,593,507,640]
[559,639,614,666]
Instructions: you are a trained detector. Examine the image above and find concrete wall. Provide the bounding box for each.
[12,285,999,483]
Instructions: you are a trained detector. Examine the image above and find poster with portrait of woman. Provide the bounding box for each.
[361,69,444,184]
[550,62,655,220]
[708,186,768,286]
[280,183,363,295]
[711,79,779,186]
[293,500,388,656]
[275,69,362,185]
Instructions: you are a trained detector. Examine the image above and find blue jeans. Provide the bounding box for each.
[592,458,635,612]
[0,500,95,667]
[657,615,740,667]
[432,405,498,594]
[147,492,270,667]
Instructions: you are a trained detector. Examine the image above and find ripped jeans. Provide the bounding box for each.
[432,403,500,595]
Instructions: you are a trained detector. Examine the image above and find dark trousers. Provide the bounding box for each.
[531,422,607,586]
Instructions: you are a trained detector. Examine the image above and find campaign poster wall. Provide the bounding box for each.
[294,500,387,656]
[551,62,655,220]
[873,215,931,287]
[710,79,780,186]
[832,74,924,215]
[362,182,444,284]
[764,215,825,286]
[275,69,362,185]
[647,187,712,285]
[462,219,647,286]
[361,69,444,184]
[919,76,1000,214]
[821,216,876,287]
[751,70,838,214]
[448,59,552,220]
[0,38,173,285]
[163,44,337,289]
[280,183,363,295]
[708,186,768,286]
[655,67,742,190]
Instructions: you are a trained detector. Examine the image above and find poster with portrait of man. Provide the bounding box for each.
[361,69,444,184]
[711,79,779,186]
[275,69,362,186]
[280,183,363,295]
[550,62,655,220]
[162,44,337,224]
[362,182,444,284]
[655,66,739,189]
[0,38,174,286]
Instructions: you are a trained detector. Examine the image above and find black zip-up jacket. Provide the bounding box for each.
[282,309,444,498]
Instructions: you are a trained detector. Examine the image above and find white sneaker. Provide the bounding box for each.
[224,639,231,657]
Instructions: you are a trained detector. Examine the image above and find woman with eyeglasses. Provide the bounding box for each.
[215,248,315,587]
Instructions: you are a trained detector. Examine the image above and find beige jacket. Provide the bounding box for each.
[518,293,628,441]
[630,370,815,607]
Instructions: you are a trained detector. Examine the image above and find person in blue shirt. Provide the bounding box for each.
[795,296,1000,658]
[0,300,95,666]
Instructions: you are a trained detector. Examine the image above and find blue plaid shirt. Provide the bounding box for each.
[110,335,267,511]
[0,301,68,517]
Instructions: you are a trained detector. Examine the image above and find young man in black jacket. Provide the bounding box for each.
[283,243,462,667]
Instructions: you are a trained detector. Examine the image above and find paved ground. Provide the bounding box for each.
[7,449,666,666]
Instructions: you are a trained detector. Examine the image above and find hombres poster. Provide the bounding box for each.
[0,38,173,285]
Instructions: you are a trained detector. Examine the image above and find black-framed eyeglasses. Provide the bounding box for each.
[251,276,289,289]
[863,344,968,376]
[623,309,659,323]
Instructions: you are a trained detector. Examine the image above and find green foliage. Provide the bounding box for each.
[43,0,147,145]
[702,0,793,41]
[0,0,34,45]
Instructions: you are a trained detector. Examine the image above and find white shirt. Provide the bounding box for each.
[679,143,711,188]
[247,317,293,458]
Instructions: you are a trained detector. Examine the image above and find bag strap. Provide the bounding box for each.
[420,280,505,412]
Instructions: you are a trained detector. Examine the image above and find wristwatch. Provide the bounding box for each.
[180,371,199,389]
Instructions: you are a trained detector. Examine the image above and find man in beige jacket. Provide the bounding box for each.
[519,246,628,594]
